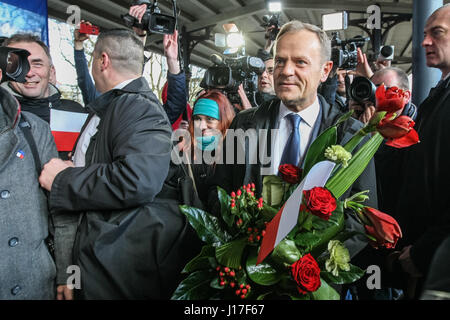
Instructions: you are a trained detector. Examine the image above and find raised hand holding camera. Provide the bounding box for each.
[121,0,177,36]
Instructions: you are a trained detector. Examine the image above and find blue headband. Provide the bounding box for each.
[193,98,220,120]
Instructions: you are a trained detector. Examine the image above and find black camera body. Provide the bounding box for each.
[261,14,281,41]
[348,76,377,104]
[201,54,265,105]
[331,32,370,70]
[121,0,177,35]
[0,47,30,83]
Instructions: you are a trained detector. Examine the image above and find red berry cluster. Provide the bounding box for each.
[235,283,251,299]
[215,266,251,299]
[216,265,238,288]
[246,227,266,244]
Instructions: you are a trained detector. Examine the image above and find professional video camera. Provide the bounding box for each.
[121,0,177,35]
[331,32,370,70]
[348,76,377,106]
[201,54,265,106]
[261,14,281,41]
[0,47,30,83]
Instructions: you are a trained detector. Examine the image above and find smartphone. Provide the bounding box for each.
[79,23,99,35]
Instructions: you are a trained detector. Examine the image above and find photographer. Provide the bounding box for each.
[2,34,88,160]
[348,66,416,124]
[73,3,188,126]
[254,25,277,107]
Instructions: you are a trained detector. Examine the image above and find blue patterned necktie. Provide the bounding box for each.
[280,113,301,167]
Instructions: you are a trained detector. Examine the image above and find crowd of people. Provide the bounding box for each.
[0,3,449,300]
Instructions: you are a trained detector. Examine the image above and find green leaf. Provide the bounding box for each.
[210,277,225,290]
[311,278,340,300]
[256,292,274,300]
[326,133,384,199]
[294,232,322,252]
[182,245,215,274]
[321,264,365,285]
[180,205,232,246]
[302,126,337,177]
[215,238,247,269]
[218,187,233,228]
[334,110,354,127]
[246,249,282,286]
[171,270,216,300]
[261,203,279,221]
[271,239,301,266]
[310,205,345,257]
[262,175,289,208]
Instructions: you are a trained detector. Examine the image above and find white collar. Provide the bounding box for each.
[278,97,320,128]
[443,72,450,81]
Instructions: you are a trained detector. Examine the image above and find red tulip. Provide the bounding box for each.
[362,207,402,249]
[375,84,410,114]
[377,115,420,148]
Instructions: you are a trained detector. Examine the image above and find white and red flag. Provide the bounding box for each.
[257,161,336,265]
[50,109,88,152]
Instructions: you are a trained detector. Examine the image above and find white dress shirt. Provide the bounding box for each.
[269,97,321,174]
[73,78,138,167]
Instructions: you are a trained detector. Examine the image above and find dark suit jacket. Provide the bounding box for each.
[390,76,450,276]
[208,94,378,257]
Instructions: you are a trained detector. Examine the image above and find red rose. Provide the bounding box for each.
[291,254,321,295]
[377,115,420,148]
[279,164,302,184]
[375,84,410,114]
[302,187,336,221]
[362,207,402,249]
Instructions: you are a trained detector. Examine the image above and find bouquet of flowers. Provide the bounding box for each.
[171,85,418,300]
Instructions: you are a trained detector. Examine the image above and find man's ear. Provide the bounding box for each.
[320,61,334,82]
[100,52,111,72]
[49,65,56,85]
[404,90,412,103]
[0,68,3,82]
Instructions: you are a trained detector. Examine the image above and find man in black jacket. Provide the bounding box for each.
[382,4,450,298]
[2,34,88,160]
[38,29,199,299]
[208,21,378,259]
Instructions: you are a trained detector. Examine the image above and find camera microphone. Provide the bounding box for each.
[210,54,224,66]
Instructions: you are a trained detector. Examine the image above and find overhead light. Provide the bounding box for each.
[322,11,348,31]
[226,32,245,48]
[214,22,245,55]
[267,1,282,13]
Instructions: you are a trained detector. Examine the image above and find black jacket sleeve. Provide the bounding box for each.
[49,94,172,213]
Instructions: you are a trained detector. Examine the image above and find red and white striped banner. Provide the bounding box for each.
[50,109,88,152]
[257,161,336,265]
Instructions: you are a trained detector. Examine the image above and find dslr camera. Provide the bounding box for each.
[0,46,30,83]
[261,14,281,41]
[331,32,370,70]
[121,0,177,35]
[201,54,265,106]
[348,76,377,105]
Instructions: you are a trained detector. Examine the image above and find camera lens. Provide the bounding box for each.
[6,52,19,75]
[353,82,370,99]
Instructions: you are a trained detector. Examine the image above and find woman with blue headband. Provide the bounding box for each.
[186,90,235,205]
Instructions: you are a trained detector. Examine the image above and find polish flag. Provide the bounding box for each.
[256,161,336,265]
[50,109,88,152]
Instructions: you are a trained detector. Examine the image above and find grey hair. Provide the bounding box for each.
[275,20,331,63]
[371,67,410,90]
[94,29,144,76]
[3,33,53,65]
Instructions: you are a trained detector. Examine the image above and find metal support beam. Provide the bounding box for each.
[184,3,266,32]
